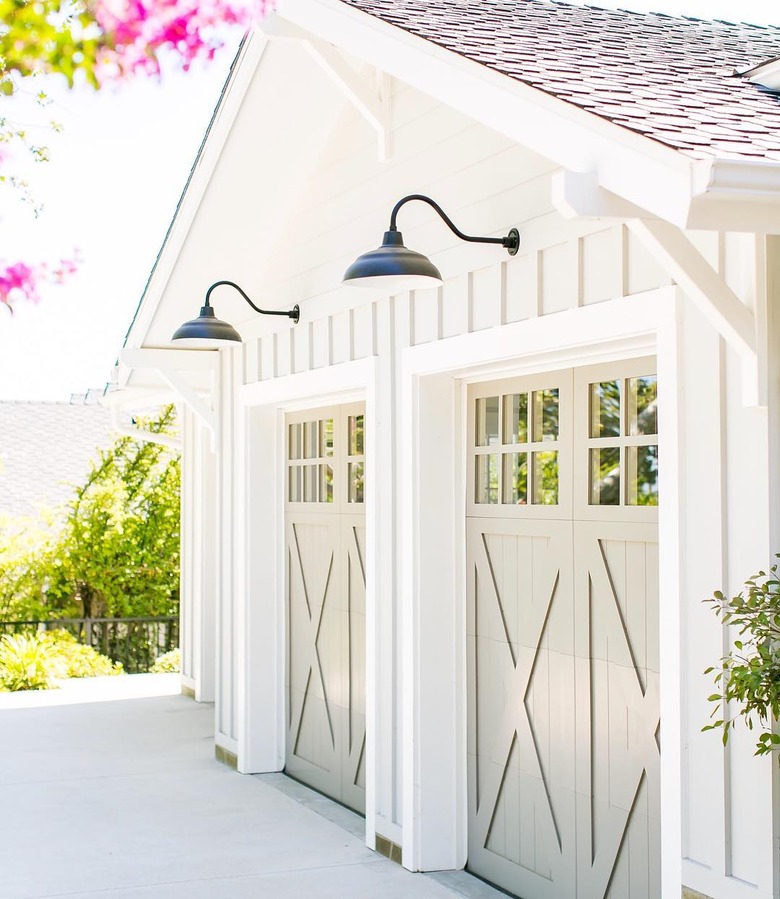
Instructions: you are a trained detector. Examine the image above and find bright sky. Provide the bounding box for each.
[0,0,776,402]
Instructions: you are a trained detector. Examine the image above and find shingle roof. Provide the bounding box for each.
[341,0,780,162]
[0,400,115,519]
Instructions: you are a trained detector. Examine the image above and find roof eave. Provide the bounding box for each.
[277,0,780,233]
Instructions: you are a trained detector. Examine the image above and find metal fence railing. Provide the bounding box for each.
[0,617,179,673]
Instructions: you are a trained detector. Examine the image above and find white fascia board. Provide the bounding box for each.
[687,158,780,233]
[278,0,780,231]
[121,30,268,364]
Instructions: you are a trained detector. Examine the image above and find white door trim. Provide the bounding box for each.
[235,357,381,850]
[399,287,683,899]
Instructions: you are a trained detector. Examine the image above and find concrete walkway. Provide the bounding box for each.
[0,678,495,899]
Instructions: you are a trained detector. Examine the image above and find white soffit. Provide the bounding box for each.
[276,0,780,232]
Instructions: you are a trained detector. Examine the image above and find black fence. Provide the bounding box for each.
[0,617,179,673]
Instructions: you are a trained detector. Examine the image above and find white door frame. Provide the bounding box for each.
[235,357,382,849]
[399,287,683,898]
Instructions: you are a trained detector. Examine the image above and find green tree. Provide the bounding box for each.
[0,405,180,621]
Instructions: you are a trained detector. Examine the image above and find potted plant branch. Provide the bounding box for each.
[703,562,780,759]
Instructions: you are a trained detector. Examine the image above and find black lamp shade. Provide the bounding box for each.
[171,304,242,348]
[344,230,443,290]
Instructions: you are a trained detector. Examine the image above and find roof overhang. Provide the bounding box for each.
[275,0,780,233]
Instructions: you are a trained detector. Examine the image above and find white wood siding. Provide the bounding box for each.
[159,50,775,896]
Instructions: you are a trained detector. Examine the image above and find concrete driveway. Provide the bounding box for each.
[0,677,497,899]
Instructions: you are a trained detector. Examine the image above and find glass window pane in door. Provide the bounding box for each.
[626,445,658,505]
[475,454,499,504]
[628,376,658,436]
[348,415,364,456]
[320,418,334,456]
[289,466,302,503]
[532,451,558,504]
[348,462,364,503]
[590,381,621,438]
[303,464,318,502]
[319,464,334,503]
[590,447,620,505]
[503,394,528,444]
[303,421,318,459]
[475,397,500,446]
[531,389,559,442]
[503,453,528,504]
[288,423,302,460]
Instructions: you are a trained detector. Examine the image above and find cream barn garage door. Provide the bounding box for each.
[466,361,660,899]
[285,404,366,814]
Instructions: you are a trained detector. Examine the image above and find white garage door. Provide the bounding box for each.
[467,361,660,898]
[285,403,366,814]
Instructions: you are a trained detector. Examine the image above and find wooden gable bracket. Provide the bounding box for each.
[109,408,183,451]
[260,13,392,161]
[119,348,220,448]
[553,170,762,406]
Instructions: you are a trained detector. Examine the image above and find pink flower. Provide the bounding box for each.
[92,0,269,81]
[0,254,79,312]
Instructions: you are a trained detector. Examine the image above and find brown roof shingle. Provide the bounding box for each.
[342,0,780,162]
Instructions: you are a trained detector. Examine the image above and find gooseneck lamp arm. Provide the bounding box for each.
[388,194,520,255]
[205,280,300,323]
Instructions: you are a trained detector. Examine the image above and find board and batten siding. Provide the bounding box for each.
[170,53,776,895]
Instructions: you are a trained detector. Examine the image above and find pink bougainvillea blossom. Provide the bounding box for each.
[93,0,271,79]
[0,256,79,312]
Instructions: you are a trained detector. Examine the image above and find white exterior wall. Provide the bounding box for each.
[150,48,778,898]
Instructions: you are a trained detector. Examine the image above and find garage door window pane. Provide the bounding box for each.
[627,445,658,505]
[303,464,318,501]
[348,462,364,504]
[532,389,559,442]
[476,397,500,446]
[303,421,318,458]
[628,377,658,436]
[503,394,528,444]
[289,467,302,502]
[590,447,620,505]
[503,453,528,504]
[320,419,334,456]
[532,451,558,504]
[349,415,364,456]
[289,423,303,460]
[476,454,499,504]
[590,381,621,438]
[319,464,334,503]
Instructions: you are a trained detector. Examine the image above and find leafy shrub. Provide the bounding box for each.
[0,630,122,691]
[0,633,54,691]
[46,630,123,679]
[704,562,780,758]
[150,647,180,673]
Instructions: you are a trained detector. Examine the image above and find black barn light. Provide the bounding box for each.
[343,194,520,290]
[172,280,300,348]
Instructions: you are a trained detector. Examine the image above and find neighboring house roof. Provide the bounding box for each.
[0,395,115,519]
[342,0,780,162]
